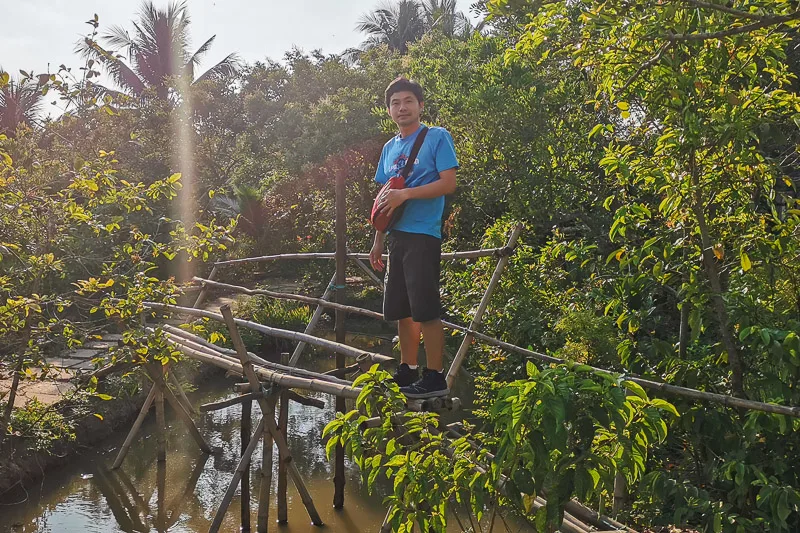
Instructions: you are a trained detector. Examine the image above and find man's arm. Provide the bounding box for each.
[370,230,386,271]
[377,167,456,216]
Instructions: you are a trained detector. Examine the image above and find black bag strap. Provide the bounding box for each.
[399,126,429,179]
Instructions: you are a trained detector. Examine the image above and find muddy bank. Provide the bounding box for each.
[0,361,223,499]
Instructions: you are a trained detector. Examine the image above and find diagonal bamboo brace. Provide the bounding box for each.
[445,223,523,389]
[144,364,213,454]
[111,385,157,469]
[220,304,324,527]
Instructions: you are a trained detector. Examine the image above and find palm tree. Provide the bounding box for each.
[421,0,474,39]
[0,71,44,136]
[79,1,240,100]
[356,0,426,55]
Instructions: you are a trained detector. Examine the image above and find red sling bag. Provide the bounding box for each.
[370,126,429,233]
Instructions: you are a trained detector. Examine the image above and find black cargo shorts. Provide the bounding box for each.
[383,230,442,323]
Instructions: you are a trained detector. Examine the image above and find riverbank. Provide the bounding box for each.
[0,360,222,500]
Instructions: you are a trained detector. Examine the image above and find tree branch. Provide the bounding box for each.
[618,41,673,94]
[663,10,800,41]
[682,0,780,21]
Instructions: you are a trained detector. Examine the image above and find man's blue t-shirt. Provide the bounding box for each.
[374,124,459,239]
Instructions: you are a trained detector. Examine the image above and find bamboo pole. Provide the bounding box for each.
[289,272,336,367]
[200,392,264,412]
[191,277,383,321]
[161,329,354,387]
[219,305,324,527]
[446,223,524,389]
[193,264,218,309]
[168,369,199,416]
[111,385,157,469]
[208,417,267,533]
[350,253,385,289]
[277,353,290,524]
[167,340,361,399]
[150,296,800,418]
[258,398,275,533]
[142,301,393,365]
[153,364,167,463]
[333,169,346,510]
[213,248,508,267]
[143,365,213,454]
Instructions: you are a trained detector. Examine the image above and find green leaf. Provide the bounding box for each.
[741,251,752,271]
[623,380,648,400]
[95,393,113,401]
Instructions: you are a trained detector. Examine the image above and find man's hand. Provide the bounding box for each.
[370,236,385,272]
[376,188,409,219]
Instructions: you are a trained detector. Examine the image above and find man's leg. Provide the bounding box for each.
[398,317,422,366]
[420,318,444,372]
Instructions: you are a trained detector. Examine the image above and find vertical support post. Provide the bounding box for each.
[218,305,323,527]
[241,398,252,533]
[277,352,290,524]
[193,264,218,309]
[257,400,274,533]
[445,223,523,389]
[333,169,347,509]
[152,363,167,462]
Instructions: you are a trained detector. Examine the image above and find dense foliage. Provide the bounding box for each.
[2,0,799,530]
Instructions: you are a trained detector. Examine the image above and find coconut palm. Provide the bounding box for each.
[79,1,240,101]
[356,0,427,55]
[421,0,474,39]
[0,71,44,136]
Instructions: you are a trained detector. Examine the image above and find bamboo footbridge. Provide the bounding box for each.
[108,174,800,533]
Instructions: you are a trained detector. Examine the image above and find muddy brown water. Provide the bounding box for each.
[0,331,520,533]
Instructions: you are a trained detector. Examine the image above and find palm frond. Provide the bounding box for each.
[193,53,241,84]
[80,38,147,96]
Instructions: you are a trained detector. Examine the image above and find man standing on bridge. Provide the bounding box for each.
[369,77,458,399]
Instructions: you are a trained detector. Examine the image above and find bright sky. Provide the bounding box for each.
[3,0,476,116]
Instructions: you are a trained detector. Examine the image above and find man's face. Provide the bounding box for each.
[387,90,423,128]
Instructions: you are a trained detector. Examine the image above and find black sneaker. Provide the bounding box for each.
[391,363,419,387]
[400,368,450,399]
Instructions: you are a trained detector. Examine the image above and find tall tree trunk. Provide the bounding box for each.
[690,149,744,396]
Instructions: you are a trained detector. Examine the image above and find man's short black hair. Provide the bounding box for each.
[385,77,424,108]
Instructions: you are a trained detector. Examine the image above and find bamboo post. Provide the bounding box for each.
[143,365,212,454]
[213,248,508,267]
[154,368,167,463]
[111,385,157,469]
[277,353,290,524]
[193,264,218,309]
[333,168,347,509]
[289,273,336,367]
[219,305,323,527]
[258,398,275,533]
[241,395,252,533]
[445,223,523,389]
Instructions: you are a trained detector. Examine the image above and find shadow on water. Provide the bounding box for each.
[0,330,521,533]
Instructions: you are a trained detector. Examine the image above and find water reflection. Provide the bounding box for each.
[0,340,519,533]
